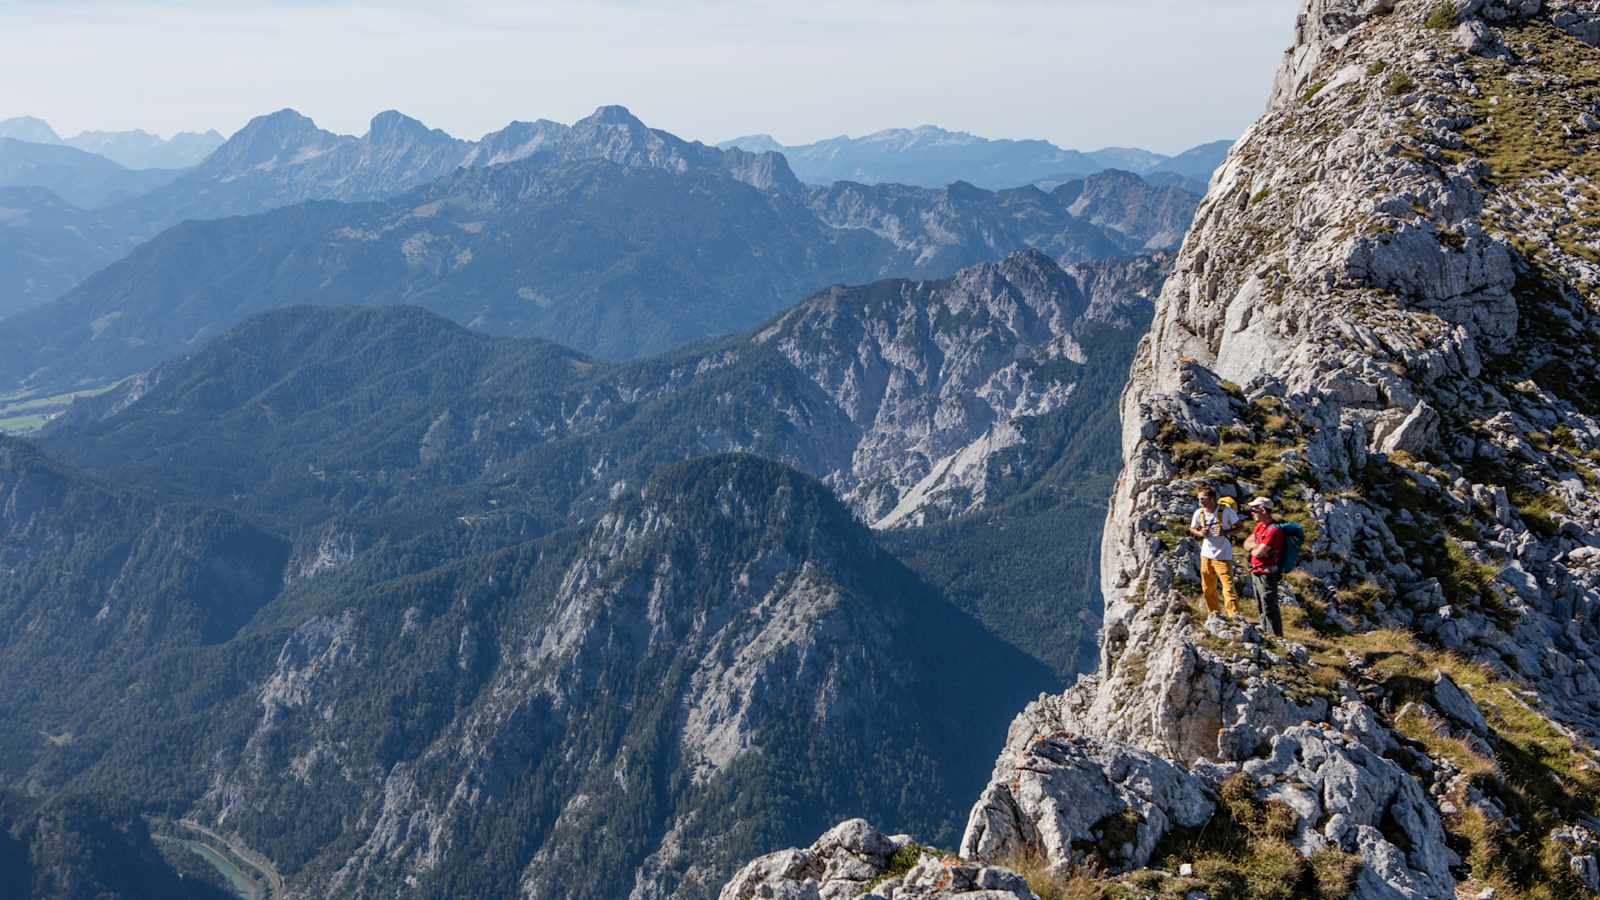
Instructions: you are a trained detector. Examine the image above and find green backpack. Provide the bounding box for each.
[1278,522,1305,572]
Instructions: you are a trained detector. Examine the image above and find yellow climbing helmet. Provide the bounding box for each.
[1218,496,1239,511]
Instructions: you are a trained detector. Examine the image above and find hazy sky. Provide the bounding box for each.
[0,0,1296,154]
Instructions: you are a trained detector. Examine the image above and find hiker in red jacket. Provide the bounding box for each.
[1244,497,1286,637]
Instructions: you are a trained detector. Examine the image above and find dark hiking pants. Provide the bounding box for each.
[1252,571,1283,638]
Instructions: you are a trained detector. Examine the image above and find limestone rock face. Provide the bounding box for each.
[720,820,1038,900]
[958,734,1214,874]
[1038,0,1600,894]
[756,249,1161,527]
[1245,726,1457,898]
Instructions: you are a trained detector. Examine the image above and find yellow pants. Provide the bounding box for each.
[1199,558,1240,616]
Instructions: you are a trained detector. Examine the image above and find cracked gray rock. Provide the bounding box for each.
[959,734,1214,875]
[719,820,1037,900]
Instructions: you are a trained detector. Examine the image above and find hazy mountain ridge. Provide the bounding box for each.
[0,106,1197,328]
[719,125,1231,193]
[0,115,225,169]
[104,105,799,241]
[0,138,182,210]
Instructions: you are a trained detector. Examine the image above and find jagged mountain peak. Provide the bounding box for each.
[1079,167,1144,186]
[202,107,340,168]
[581,103,648,127]
[458,118,570,168]
[952,246,1084,298]
[238,106,321,134]
[365,108,451,143]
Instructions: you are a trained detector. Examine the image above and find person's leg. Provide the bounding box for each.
[1217,563,1240,617]
[1260,573,1284,637]
[1249,573,1268,634]
[1200,559,1222,614]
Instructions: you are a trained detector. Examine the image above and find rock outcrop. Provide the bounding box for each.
[959,734,1214,874]
[728,1,1600,897]
[720,820,1037,900]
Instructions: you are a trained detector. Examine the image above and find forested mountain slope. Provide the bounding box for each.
[0,435,288,780]
[42,250,1163,674]
[0,187,133,319]
[0,792,234,900]
[1,451,1049,900]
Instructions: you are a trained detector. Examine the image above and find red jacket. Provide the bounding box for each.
[1251,522,1285,574]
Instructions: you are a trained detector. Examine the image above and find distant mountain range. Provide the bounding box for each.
[0,116,224,170]
[718,126,1232,193]
[104,105,791,241]
[0,108,1207,326]
[0,105,1198,380]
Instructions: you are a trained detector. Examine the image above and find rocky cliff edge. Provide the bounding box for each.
[723,1,1600,897]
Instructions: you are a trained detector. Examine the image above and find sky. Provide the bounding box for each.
[0,0,1297,155]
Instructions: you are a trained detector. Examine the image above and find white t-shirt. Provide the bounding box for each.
[1190,505,1240,560]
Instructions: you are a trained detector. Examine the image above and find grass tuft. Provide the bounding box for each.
[1386,72,1417,96]
[1425,1,1457,29]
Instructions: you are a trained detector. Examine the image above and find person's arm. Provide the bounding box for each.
[1189,511,1208,539]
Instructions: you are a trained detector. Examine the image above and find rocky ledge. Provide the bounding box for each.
[720,820,1036,900]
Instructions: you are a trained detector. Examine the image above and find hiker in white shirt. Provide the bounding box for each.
[1188,485,1242,617]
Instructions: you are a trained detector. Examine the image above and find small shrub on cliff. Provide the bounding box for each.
[1425,1,1458,29]
[999,851,1113,900]
[1151,775,1363,900]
